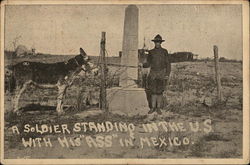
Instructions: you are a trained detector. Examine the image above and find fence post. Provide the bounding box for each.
[213,45,222,102]
[100,32,108,112]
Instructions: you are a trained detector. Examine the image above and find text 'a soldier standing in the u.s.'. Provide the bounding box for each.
[140,34,171,115]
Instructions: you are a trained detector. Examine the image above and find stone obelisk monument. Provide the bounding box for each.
[119,5,138,87]
[107,5,149,116]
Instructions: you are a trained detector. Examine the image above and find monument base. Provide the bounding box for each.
[106,87,150,117]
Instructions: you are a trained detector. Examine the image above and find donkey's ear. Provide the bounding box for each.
[80,48,86,56]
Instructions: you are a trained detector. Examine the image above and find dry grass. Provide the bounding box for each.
[4,55,243,158]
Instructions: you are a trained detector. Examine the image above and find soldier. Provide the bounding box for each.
[141,34,171,115]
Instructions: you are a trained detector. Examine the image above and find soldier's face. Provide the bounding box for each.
[154,42,162,48]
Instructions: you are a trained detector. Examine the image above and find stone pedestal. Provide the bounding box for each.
[107,87,149,116]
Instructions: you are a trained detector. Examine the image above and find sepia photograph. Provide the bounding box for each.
[0,0,249,164]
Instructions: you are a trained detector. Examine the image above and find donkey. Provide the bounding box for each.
[7,48,98,115]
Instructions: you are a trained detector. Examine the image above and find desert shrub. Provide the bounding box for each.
[72,68,120,111]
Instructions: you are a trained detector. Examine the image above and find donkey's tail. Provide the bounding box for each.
[5,65,16,93]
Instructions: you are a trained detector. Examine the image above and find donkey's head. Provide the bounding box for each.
[73,48,90,66]
[73,48,98,76]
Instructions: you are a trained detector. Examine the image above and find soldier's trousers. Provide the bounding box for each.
[151,94,163,109]
[146,78,166,109]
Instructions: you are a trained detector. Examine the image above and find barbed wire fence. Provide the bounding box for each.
[78,33,218,113]
[78,32,147,113]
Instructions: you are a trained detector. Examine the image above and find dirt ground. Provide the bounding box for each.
[4,59,243,159]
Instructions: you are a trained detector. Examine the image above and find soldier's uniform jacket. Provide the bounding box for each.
[143,47,171,94]
[143,47,171,78]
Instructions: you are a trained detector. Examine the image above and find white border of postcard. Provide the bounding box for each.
[0,0,249,164]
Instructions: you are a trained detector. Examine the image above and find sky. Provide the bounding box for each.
[5,4,242,60]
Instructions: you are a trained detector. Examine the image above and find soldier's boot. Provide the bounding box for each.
[149,94,157,114]
[148,108,155,114]
[156,108,162,115]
